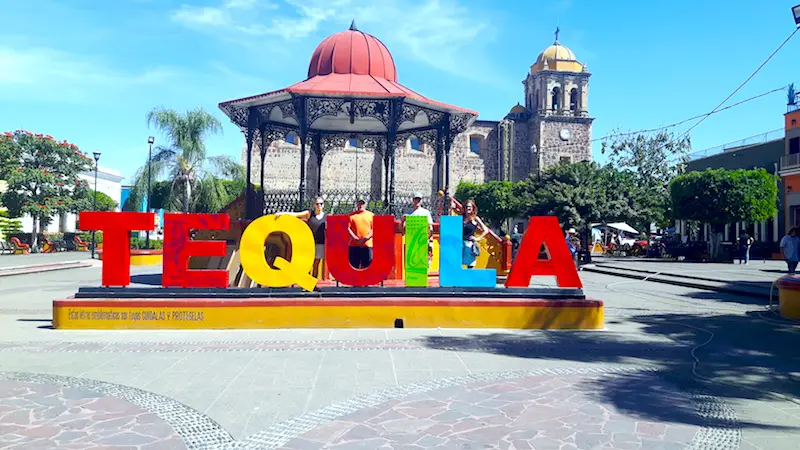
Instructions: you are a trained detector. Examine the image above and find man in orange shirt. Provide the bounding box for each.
[348,198,374,269]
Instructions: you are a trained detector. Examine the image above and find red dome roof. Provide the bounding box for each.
[307,21,397,82]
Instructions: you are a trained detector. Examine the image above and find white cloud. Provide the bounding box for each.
[169,0,501,84]
[0,46,181,102]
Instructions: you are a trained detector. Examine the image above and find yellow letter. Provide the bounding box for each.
[239,215,317,292]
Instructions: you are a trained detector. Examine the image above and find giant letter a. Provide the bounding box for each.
[505,216,582,289]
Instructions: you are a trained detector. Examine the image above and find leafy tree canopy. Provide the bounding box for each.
[670,168,778,225]
[601,130,692,228]
[129,107,244,213]
[518,162,638,230]
[91,191,118,212]
[0,130,93,243]
[454,180,521,229]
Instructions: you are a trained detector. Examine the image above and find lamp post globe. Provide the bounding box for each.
[90,152,101,259]
[146,136,155,250]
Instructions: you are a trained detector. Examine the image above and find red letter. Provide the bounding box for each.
[79,212,155,287]
[325,214,395,286]
[162,213,230,288]
[505,216,582,289]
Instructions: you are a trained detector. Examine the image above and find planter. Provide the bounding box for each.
[774,276,800,320]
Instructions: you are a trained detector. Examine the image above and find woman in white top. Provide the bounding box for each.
[780,227,799,275]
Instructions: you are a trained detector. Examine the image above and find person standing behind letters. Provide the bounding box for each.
[276,196,326,278]
[406,192,434,263]
[348,197,374,269]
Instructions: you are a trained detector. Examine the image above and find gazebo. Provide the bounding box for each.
[218,21,478,219]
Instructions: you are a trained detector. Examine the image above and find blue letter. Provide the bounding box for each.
[439,216,496,288]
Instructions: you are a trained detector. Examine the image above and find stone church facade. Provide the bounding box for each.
[243,35,593,198]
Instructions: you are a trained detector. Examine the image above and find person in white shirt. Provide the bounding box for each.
[406,192,434,263]
[779,227,799,275]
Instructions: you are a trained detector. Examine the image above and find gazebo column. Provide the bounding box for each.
[259,123,267,215]
[382,141,390,203]
[443,114,452,212]
[313,134,323,194]
[435,127,443,192]
[296,96,308,210]
[245,108,257,219]
[388,99,402,214]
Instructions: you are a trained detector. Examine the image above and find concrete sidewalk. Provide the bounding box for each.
[0,253,96,277]
[582,258,789,299]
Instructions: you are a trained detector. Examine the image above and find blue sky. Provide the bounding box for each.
[1,0,799,183]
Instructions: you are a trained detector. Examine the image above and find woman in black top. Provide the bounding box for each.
[277,196,326,277]
[459,199,489,268]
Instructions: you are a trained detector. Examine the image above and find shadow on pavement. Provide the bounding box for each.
[422,312,800,430]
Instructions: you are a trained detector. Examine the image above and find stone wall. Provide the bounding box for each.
[246,122,500,196]
[532,119,592,170]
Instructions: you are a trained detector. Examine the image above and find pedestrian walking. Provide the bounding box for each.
[566,228,581,268]
[780,227,799,275]
[736,229,754,264]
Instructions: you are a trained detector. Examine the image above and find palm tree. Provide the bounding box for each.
[130,107,244,213]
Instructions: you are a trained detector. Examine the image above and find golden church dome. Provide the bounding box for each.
[530,38,585,73]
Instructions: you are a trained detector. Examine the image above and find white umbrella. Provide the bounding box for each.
[606,222,639,234]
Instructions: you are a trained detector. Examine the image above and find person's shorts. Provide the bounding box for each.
[348,246,373,269]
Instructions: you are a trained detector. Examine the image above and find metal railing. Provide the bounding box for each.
[262,189,455,220]
[689,128,784,160]
[780,153,800,171]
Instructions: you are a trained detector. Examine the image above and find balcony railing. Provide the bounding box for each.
[789,103,799,113]
[780,153,800,171]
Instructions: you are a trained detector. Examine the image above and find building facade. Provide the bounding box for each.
[778,100,800,233]
[242,30,593,197]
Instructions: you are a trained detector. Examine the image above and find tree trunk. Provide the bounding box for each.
[183,180,192,213]
[31,216,39,251]
[709,223,722,261]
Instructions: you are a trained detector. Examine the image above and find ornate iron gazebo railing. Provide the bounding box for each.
[262,188,454,220]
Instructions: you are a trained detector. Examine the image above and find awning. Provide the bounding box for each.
[590,222,640,234]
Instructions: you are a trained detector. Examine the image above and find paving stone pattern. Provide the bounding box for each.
[273,374,705,450]
[0,380,186,449]
[0,367,741,450]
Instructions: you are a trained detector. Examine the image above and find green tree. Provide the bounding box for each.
[454,180,522,230]
[670,168,778,259]
[0,130,93,248]
[518,162,639,230]
[0,210,23,239]
[601,130,692,229]
[91,191,118,212]
[130,107,243,213]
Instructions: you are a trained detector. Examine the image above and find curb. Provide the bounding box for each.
[0,261,94,278]
[582,265,771,299]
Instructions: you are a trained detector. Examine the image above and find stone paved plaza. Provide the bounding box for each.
[0,260,798,449]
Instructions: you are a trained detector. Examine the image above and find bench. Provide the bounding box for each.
[10,237,30,254]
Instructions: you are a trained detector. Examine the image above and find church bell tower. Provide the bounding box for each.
[524,28,593,173]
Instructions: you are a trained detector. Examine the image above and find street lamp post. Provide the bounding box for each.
[145,136,154,250]
[90,151,101,259]
[793,4,800,25]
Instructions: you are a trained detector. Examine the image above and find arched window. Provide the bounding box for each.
[285,133,298,145]
[469,135,483,154]
[551,87,560,110]
[569,88,578,111]
[408,136,422,152]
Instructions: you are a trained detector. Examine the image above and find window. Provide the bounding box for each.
[409,137,421,151]
[559,156,572,165]
[569,88,578,111]
[551,87,560,110]
[348,138,360,149]
[285,133,297,144]
[790,137,800,155]
[469,136,482,154]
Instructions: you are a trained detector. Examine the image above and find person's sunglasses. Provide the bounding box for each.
[315,202,323,205]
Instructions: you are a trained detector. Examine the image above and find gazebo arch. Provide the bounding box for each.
[218,21,477,219]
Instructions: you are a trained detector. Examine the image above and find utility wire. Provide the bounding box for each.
[678,27,799,139]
